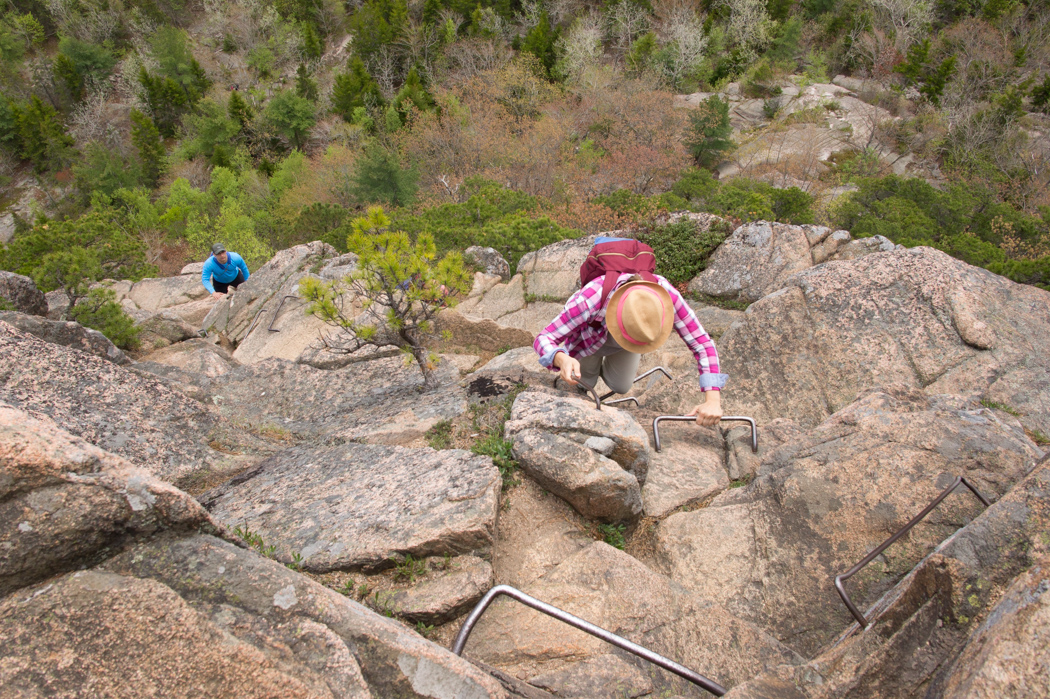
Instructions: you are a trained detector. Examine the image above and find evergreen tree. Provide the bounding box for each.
[13,96,74,172]
[130,109,165,188]
[296,63,319,101]
[422,0,442,26]
[519,11,558,77]
[393,67,434,121]
[685,95,734,169]
[331,57,383,122]
[228,90,253,130]
[265,90,316,149]
[138,67,189,138]
[302,22,323,59]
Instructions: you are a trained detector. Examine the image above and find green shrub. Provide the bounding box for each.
[70,288,142,350]
[350,144,418,207]
[476,216,581,271]
[638,219,729,285]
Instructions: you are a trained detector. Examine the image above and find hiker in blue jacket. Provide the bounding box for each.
[201,243,250,300]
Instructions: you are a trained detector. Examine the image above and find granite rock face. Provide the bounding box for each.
[388,555,494,624]
[201,241,339,364]
[0,312,129,364]
[505,391,650,521]
[654,386,1044,656]
[642,422,728,518]
[131,308,201,350]
[466,542,803,696]
[515,235,597,301]
[0,395,508,699]
[689,222,866,303]
[465,246,511,281]
[0,271,47,315]
[140,338,236,377]
[0,321,257,481]
[201,355,467,445]
[202,443,502,572]
[717,246,1050,436]
[0,403,214,597]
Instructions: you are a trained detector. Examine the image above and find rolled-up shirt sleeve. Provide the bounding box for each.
[534,281,603,369]
[660,279,728,392]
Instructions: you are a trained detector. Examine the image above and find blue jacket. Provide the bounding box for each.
[201,252,250,293]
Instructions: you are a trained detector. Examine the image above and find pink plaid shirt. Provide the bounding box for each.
[534,273,727,391]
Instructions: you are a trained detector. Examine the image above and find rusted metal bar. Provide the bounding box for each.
[244,307,268,337]
[452,584,726,697]
[268,295,300,332]
[598,366,675,403]
[553,375,603,410]
[834,476,991,628]
[652,416,758,453]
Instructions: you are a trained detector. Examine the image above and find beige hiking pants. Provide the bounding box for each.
[577,337,641,394]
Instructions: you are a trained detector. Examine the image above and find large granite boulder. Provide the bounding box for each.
[653,386,1044,656]
[466,246,511,281]
[0,404,508,698]
[434,309,535,353]
[505,391,650,521]
[0,321,261,482]
[201,241,339,364]
[201,443,501,572]
[201,355,467,445]
[689,222,869,303]
[387,555,495,624]
[0,271,47,315]
[130,308,201,351]
[0,311,129,364]
[722,453,1050,699]
[642,422,728,518]
[465,542,803,696]
[715,246,1050,436]
[140,338,236,377]
[0,403,215,597]
[125,274,210,312]
[515,235,596,301]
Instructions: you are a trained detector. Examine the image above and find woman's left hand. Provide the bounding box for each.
[686,391,723,427]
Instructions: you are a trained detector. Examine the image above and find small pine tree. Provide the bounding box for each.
[265,90,316,149]
[300,206,472,389]
[130,109,165,188]
[69,287,142,349]
[422,0,442,26]
[393,67,434,121]
[331,57,383,122]
[13,96,75,172]
[301,22,323,59]
[352,144,418,206]
[519,11,558,76]
[295,63,319,102]
[228,90,254,130]
[52,53,82,105]
[685,95,734,169]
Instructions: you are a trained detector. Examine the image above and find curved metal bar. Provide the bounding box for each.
[633,366,674,384]
[604,397,640,408]
[553,376,603,411]
[268,295,300,332]
[834,476,991,628]
[452,585,726,697]
[652,415,758,453]
[244,307,268,337]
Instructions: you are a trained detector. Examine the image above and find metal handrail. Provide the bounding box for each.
[604,397,640,407]
[652,415,758,453]
[834,476,991,628]
[452,584,726,697]
[600,365,672,403]
[244,307,268,337]
[268,295,300,332]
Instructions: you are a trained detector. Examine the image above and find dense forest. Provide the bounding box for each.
[0,0,1048,342]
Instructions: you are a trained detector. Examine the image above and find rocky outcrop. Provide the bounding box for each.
[140,338,236,377]
[130,308,201,351]
[515,235,596,301]
[200,355,467,445]
[716,247,1050,436]
[388,555,494,624]
[466,246,511,280]
[0,403,215,597]
[642,422,728,518]
[466,542,804,695]
[505,391,650,522]
[0,271,47,315]
[689,221,895,302]
[202,443,502,572]
[0,311,129,364]
[0,321,261,481]
[653,386,1044,656]
[201,241,339,364]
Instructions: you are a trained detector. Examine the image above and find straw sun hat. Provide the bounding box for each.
[606,278,674,354]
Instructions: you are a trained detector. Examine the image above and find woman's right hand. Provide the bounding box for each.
[553,352,582,385]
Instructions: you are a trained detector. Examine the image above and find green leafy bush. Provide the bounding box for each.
[70,288,142,350]
[638,218,730,285]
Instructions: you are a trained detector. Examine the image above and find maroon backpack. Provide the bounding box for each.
[579,239,658,313]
